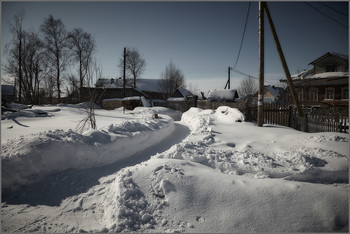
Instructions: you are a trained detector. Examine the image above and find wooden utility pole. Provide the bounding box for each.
[123,47,127,98]
[227,66,231,89]
[263,2,304,117]
[257,1,265,127]
[224,66,232,89]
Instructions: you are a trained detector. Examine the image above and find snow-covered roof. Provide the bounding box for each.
[95,78,162,93]
[290,69,348,81]
[167,97,186,102]
[207,89,238,102]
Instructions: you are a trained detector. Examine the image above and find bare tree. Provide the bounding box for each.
[238,76,257,98]
[4,12,46,104]
[76,60,102,133]
[3,10,25,103]
[40,15,68,103]
[118,47,146,88]
[21,30,45,104]
[67,28,95,100]
[158,61,185,98]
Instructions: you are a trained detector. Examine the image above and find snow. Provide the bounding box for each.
[1,104,349,233]
[310,71,349,79]
[291,70,348,80]
[167,97,186,102]
[207,89,238,102]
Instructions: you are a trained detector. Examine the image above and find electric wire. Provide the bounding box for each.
[232,2,251,70]
[304,2,348,29]
[318,2,348,17]
[232,67,280,86]
[225,2,251,89]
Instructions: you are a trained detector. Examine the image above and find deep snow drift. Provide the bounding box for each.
[1,105,349,233]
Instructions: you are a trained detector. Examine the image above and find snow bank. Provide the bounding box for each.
[169,107,348,183]
[1,115,175,190]
[95,158,349,232]
[1,109,51,119]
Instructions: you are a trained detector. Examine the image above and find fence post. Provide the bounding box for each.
[288,106,292,127]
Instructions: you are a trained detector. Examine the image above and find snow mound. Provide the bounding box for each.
[2,115,175,190]
[181,107,214,131]
[212,106,245,124]
[181,106,244,131]
[102,158,349,232]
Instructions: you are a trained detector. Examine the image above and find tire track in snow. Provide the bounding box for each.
[2,123,190,207]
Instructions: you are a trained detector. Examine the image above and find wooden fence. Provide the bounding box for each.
[248,103,349,133]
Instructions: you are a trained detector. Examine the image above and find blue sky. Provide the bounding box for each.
[1,1,349,93]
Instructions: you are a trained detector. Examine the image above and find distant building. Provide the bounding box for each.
[94,78,165,102]
[280,52,348,109]
[167,88,193,102]
[252,85,285,103]
[1,85,16,103]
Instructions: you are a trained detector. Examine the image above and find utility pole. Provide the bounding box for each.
[257,1,265,127]
[263,2,304,117]
[224,66,232,89]
[123,47,127,98]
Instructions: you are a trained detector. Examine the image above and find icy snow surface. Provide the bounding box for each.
[1,105,349,233]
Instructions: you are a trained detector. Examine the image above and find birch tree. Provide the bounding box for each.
[40,15,68,103]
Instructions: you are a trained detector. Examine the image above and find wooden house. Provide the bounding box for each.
[252,85,284,103]
[280,52,348,109]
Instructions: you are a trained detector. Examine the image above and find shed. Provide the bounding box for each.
[167,88,193,101]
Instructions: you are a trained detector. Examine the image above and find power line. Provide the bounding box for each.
[304,2,348,29]
[232,2,251,70]
[318,2,348,17]
[231,67,279,86]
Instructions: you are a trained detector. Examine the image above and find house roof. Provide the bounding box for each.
[308,52,348,65]
[95,78,162,93]
[207,89,238,102]
[265,86,284,98]
[177,88,193,97]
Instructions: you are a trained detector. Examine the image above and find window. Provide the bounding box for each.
[326,64,336,72]
[297,89,303,101]
[310,88,318,101]
[325,88,334,100]
[342,88,348,100]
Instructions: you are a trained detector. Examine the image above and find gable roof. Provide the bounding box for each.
[308,52,348,65]
[177,88,193,97]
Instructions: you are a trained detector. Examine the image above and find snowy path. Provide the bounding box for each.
[2,123,190,207]
[2,106,348,233]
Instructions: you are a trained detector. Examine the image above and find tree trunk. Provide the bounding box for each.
[56,53,61,103]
